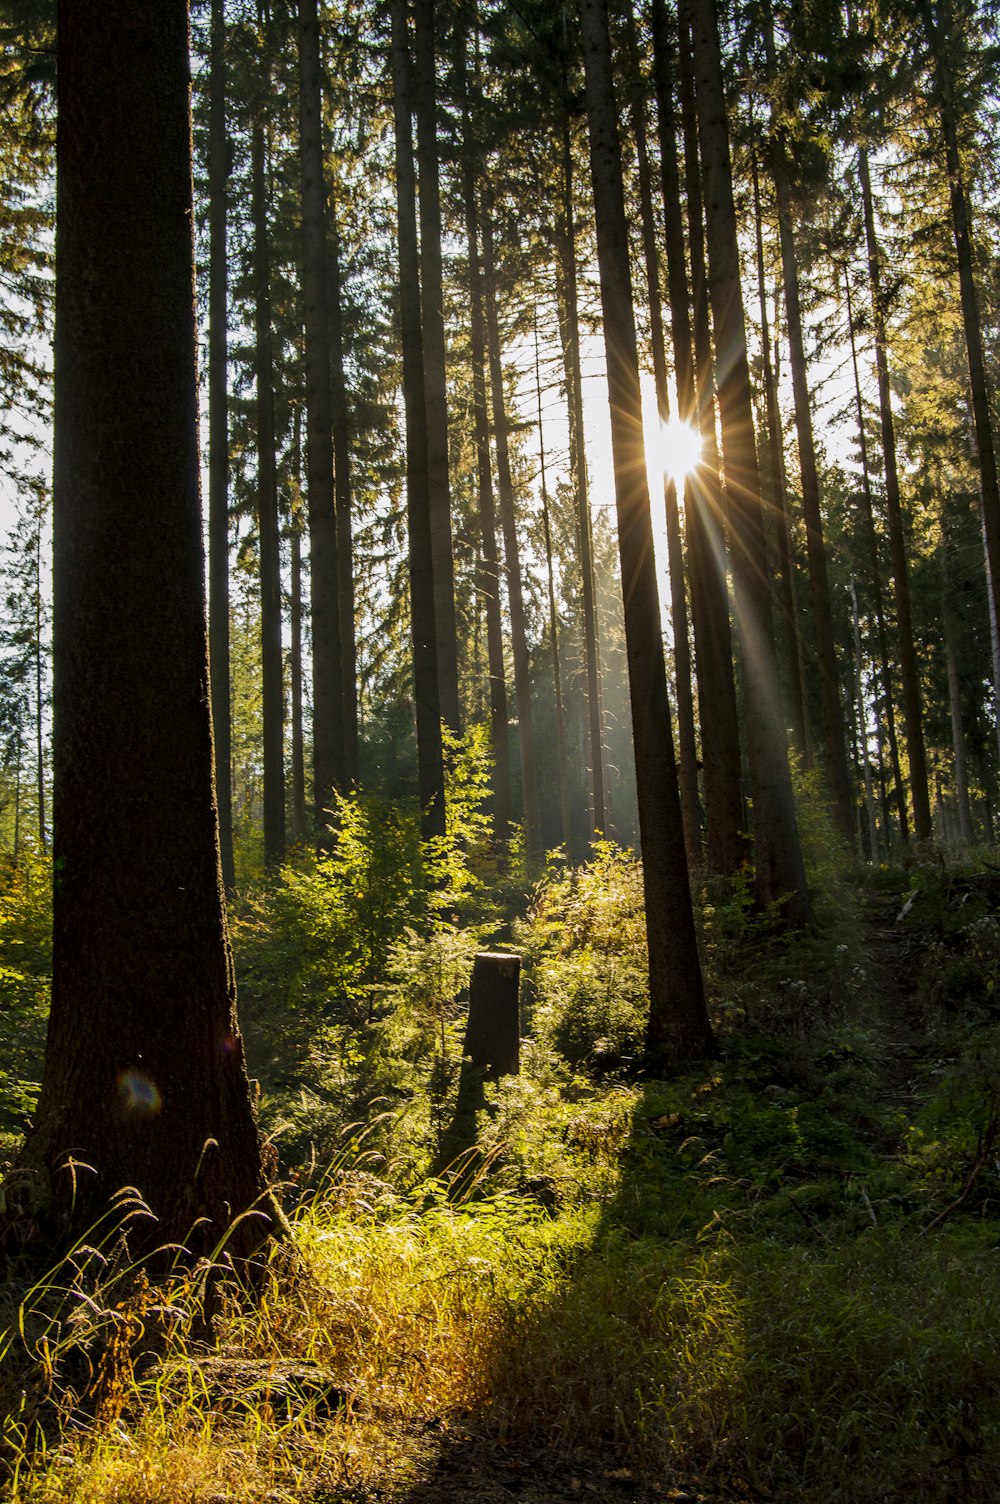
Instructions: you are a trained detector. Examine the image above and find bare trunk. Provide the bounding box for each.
[670,0,745,876]
[859,147,931,839]
[390,0,445,841]
[622,0,701,866]
[413,0,461,736]
[687,0,810,923]
[299,0,345,831]
[580,0,714,1064]
[251,54,285,868]
[483,211,540,855]
[19,0,269,1256]
[208,0,234,889]
[535,308,572,853]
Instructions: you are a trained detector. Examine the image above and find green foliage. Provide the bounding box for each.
[515,842,649,1068]
[0,846,49,1142]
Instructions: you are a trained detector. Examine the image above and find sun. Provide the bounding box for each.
[658,418,702,483]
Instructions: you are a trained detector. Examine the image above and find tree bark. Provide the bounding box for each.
[17,0,270,1257]
[687,0,810,924]
[843,258,907,845]
[482,211,541,857]
[251,31,285,868]
[457,25,511,839]
[622,0,701,867]
[668,0,745,877]
[858,146,931,839]
[327,191,359,785]
[534,307,572,853]
[557,106,606,842]
[413,0,461,737]
[390,0,446,841]
[748,134,807,758]
[580,0,714,1064]
[208,0,234,890]
[299,0,345,831]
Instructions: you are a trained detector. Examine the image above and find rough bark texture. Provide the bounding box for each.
[687,0,810,924]
[580,0,714,1064]
[16,0,269,1257]
[390,0,445,840]
[208,0,234,891]
[300,0,345,830]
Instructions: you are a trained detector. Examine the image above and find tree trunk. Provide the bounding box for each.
[843,258,908,845]
[859,147,931,839]
[535,307,572,853]
[748,135,807,757]
[557,105,606,842]
[17,0,270,1257]
[687,0,810,924]
[290,489,308,841]
[299,0,345,832]
[622,0,701,867]
[922,0,1000,680]
[482,211,540,857]
[390,0,446,841]
[773,189,854,844]
[580,0,714,1064]
[327,192,359,785]
[208,0,234,890]
[457,26,511,839]
[669,0,745,877]
[413,0,461,737]
[251,37,285,869]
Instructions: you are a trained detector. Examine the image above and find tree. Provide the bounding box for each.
[580,0,714,1063]
[12,0,272,1258]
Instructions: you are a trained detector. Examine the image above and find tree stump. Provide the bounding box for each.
[462,951,521,1081]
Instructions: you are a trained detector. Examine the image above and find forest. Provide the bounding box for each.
[0,0,999,1499]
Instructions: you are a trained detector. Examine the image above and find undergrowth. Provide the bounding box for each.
[2,794,1000,1500]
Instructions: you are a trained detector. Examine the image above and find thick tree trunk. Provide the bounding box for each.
[687,0,810,924]
[859,147,931,839]
[413,0,461,737]
[17,0,270,1257]
[557,109,606,842]
[299,0,345,831]
[390,0,446,841]
[580,0,714,1064]
[208,0,234,890]
[669,1,745,877]
[482,212,540,856]
[251,55,285,869]
[622,1,701,867]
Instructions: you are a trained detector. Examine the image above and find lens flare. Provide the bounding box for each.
[118,1070,162,1116]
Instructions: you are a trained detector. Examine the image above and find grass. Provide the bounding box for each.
[3,847,1000,1500]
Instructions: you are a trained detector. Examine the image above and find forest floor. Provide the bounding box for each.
[4,860,1000,1503]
